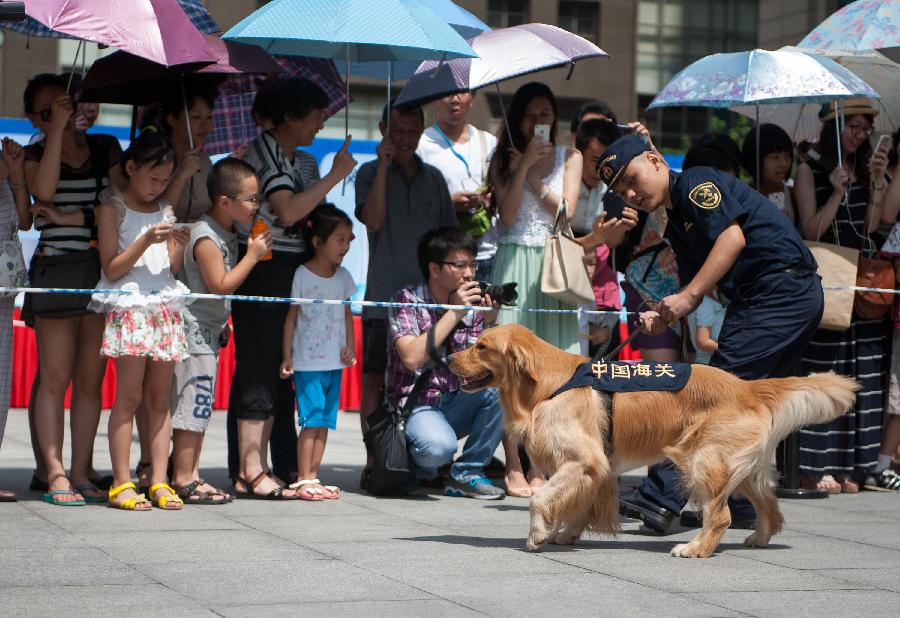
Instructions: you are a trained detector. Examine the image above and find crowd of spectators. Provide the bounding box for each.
[1,71,900,510]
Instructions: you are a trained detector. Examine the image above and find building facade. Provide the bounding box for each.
[0,0,852,146]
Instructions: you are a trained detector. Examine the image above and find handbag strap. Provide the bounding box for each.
[551,198,572,237]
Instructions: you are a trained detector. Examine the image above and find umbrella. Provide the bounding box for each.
[647,48,879,186]
[732,47,900,142]
[334,0,490,80]
[224,0,478,139]
[798,0,900,55]
[395,23,608,108]
[78,35,282,105]
[19,0,216,66]
[206,57,349,156]
[0,0,220,39]
[223,0,476,62]
[647,48,877,109]
[394,23,608,142]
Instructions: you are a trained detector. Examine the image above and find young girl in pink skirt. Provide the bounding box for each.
[91,130,191,511]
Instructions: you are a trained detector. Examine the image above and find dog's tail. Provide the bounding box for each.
[766,372,859,443]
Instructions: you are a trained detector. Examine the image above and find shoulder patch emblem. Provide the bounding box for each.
[688,182,721,209]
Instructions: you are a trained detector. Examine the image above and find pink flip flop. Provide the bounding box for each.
[289,479,324,501]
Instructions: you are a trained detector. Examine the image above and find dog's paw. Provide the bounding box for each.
[743,531,770,548]
[526,535,547,552]
[670,543,712,558]
[550,532,579,545]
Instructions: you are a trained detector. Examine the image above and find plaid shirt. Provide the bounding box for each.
[385,283,485,409]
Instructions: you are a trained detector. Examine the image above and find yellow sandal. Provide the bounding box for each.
[149,483,184,510]
[107,482,151,511]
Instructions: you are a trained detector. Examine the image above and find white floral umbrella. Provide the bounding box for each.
[732,47,900,143]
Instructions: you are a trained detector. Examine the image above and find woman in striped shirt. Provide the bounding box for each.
[22,74,125,506]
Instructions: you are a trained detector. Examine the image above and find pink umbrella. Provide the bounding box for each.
[26,0,216,66]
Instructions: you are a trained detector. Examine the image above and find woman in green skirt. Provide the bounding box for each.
[488,82,583,496]
[488,82,582,353]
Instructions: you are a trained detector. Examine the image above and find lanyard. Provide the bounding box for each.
[432,124,473,179]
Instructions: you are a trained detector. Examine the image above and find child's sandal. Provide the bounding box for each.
[321,483,341,500]
[107,482,151,511]
[149,483,184,510]
[289,479,325,501]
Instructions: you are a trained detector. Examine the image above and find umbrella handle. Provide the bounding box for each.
[494,83,514,147]
[181,78,195,151]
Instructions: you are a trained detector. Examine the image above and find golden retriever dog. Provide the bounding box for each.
[449,324,858,558]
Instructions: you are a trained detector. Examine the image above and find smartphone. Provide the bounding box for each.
[874,133,892,153]
[534,124,551,143]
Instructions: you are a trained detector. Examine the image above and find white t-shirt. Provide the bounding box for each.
[417,124,499,261]
[290,265,356,371]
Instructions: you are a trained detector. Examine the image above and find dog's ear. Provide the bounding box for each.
[509,336,537,383]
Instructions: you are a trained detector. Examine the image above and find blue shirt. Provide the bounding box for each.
[664,167,815,298]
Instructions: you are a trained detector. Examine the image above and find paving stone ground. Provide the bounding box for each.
[1,409,898,617]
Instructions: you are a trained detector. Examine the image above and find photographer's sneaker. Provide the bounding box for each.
[445,476,505,500]
[863,468,900,491]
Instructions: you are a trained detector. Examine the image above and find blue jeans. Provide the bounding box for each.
[405,388,503,483]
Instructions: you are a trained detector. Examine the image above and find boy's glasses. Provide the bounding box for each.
[227,195,260,206]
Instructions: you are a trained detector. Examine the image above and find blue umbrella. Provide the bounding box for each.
[334,0,489,80]
[224,0,478,140]
[223,0,476,62]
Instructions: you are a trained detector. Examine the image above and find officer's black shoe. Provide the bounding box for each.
[679,509,756,530]
[618,488,678,534]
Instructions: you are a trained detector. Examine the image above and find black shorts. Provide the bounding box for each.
[362,318,388,374]
[22,248,101,325]
[229,249,301,420]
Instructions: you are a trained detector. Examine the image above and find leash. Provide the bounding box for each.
[601,320,644,361]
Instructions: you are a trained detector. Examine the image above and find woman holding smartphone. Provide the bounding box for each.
[487,82,582,496]
[488,82,582,352]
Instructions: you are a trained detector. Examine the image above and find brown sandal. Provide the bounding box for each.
[235,472,298,500]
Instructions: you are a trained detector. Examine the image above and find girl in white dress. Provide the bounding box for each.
[91,130,191,510]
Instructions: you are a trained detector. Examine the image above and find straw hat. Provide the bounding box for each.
[818,97,879,122]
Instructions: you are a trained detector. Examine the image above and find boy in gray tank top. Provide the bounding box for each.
[169,158,272,504]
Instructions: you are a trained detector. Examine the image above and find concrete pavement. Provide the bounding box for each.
[1,409,898,617]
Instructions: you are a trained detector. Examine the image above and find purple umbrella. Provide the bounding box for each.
[394,23,607,142]
[24,0,216,66]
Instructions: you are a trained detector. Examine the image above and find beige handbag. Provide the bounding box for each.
[805,220,857,331]
[541,199,594,306]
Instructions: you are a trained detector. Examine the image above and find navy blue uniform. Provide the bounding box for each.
[638,167,825,515]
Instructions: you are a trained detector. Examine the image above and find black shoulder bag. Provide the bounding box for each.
[363,325,446,496]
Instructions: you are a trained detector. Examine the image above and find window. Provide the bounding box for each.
[558,1,600,44]
[487,0,529,29]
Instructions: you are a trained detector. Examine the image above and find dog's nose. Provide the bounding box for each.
[447,353,456,366]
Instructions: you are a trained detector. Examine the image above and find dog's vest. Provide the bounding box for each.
[550,361,692,455]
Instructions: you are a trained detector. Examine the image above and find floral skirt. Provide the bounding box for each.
[101,304,188,362]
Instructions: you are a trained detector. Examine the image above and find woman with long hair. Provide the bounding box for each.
[488,82,582,496]
[795,98,890,494]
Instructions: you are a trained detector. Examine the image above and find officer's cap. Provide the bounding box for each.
[595,134,651,190]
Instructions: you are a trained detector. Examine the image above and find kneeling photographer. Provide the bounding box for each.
[383,227,506,499]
